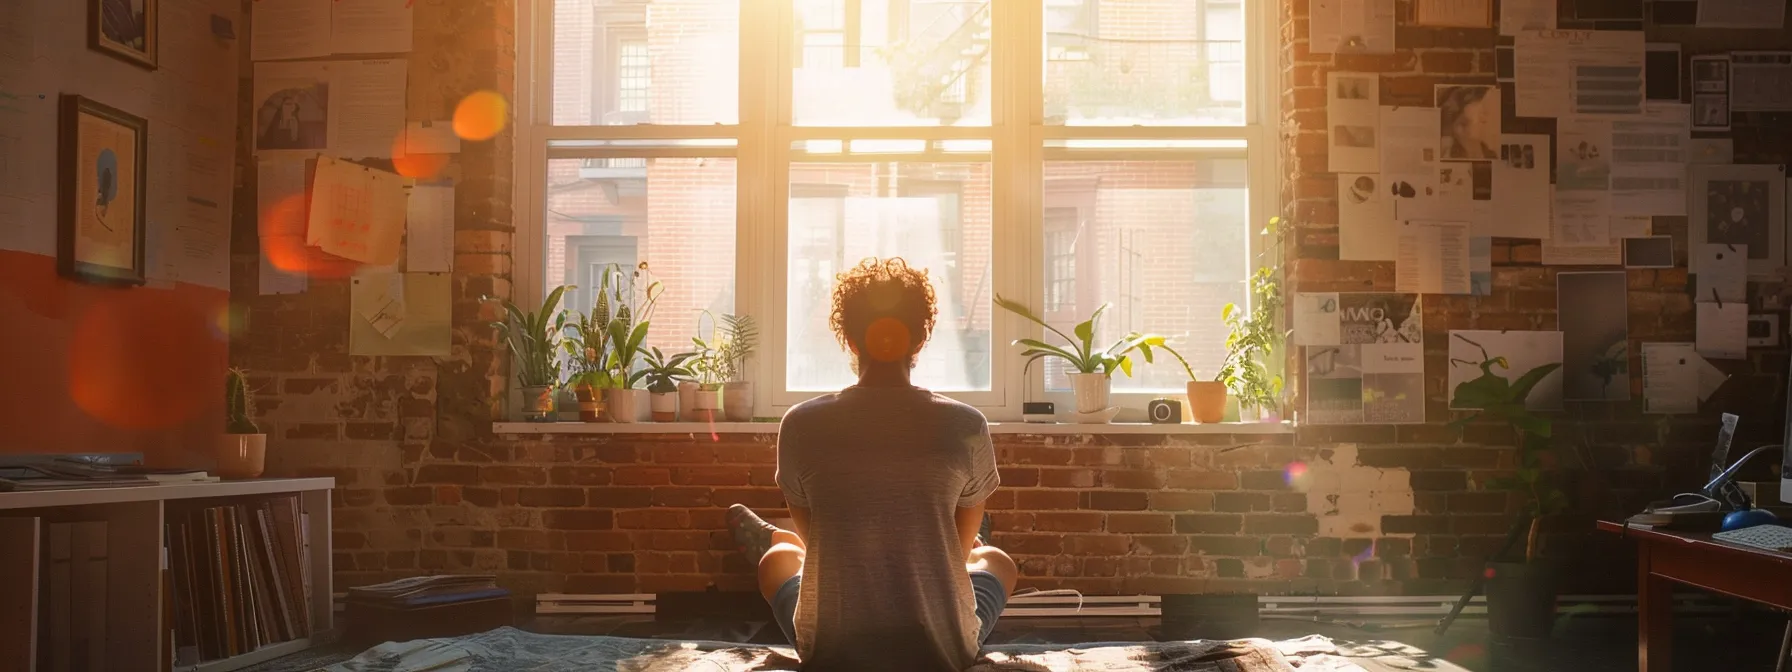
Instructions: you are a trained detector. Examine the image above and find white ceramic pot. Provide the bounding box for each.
[677,381,700,421]
[605,388,646,424]
[650,391,679,422]
[723,381,753,422]
[216,434,266,479]
[1068,372,1112,415]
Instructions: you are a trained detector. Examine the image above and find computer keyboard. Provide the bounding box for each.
[1712,524,1792,552]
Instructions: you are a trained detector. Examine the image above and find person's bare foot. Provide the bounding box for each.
[727,504,780,559]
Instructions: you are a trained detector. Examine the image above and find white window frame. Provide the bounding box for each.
[514,0,1279,423]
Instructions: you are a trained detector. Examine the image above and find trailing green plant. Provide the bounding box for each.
[642,347,697,394]
[993,295,1168,378]
[1448,332,1567,562]
[488,285,571,388]
[1217,216,1289,416]
[225,368,260,434]
[692,311,758,386]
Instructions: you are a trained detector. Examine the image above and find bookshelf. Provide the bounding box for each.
[0,478,333,672]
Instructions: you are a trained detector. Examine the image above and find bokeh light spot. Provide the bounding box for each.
[391,133,450,179]
[1284,461,1309,487]
[453,91,508,142]
[70,292,217,430]
[864,317,912,363]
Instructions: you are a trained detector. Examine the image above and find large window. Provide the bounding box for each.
[518,0,1277,421]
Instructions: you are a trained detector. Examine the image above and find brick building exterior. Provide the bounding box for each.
[232,0,1792,600]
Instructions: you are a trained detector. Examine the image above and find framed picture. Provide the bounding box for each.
[90,0,158,70]
[60,95,149,286]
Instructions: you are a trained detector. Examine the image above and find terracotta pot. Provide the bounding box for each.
[723,381,753,422]
[692,387,722,423]
[216,434,266,479]
[677,381,700,421]
[521,385,555,422]
[574,385,607,422]
[605,388,646,423]
[1186,381,1228,424]
[1067,372,1112,415]
[650,391,679,422]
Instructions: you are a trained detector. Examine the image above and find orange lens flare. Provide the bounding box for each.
[864,317,912,363]
[391,133,450,180]
[453,91,508,142]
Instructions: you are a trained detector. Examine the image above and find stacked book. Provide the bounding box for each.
[166,495,312,664]
[348,575,508,608]
[0,459,215,491]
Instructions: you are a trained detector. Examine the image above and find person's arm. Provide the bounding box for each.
[776,411,810,542]
[956,417,999,559]
[790,506,812,543]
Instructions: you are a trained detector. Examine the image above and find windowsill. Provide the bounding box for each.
[492,421,1293,435]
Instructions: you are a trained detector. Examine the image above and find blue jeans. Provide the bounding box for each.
[770,570,1008,646]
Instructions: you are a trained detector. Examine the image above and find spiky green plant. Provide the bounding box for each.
[692,312,758,386]
[642,347,697,394]
[993,295,1169,377]
[488,285,571,388]
[225,368,260,434]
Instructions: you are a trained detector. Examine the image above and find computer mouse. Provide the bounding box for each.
[1721,508,1779,532]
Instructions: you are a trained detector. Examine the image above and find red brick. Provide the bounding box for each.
[1064,534,1132,555]
[482,466,549,485]
[649,531,712,550]
[1150,491,1214,511]
[565,531,633,552]
[651,487,713,507]
[497,529,556,550]
[1032,512,1105,533]
[516,487,586,507]
[1165,470,1239,490]
[415,464,481,485]
[588,487,653,508]
[998,533,1064,555]
[1243,515,1319,535]
[1085,491,1149,511]
[999,467,1040,488]
[1016,490,1080,510]
[617,509,690,529]
[1039,469,1096,488]
[673,466,751,486]
[1106,513,1174,534]
[1009,445,1072,465]
[612,467,672,485]
[1175,513,1242,534]
[384,486,432,505]
[549,466,615,486]
[652,445,716,464]
[1133,535,1190,555]
[1102,470,1165,490]
[711,488,785,509]
[542,510,614,530]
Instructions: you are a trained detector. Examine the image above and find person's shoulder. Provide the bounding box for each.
[780,393,842,426]
[926,393,989,430]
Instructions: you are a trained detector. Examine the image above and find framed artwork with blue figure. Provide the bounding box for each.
[91,0,158,70]
[60,95,148,285]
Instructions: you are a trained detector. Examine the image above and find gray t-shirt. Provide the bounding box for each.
[775,386,999,671]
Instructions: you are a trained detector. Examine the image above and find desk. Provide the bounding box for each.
[1597,520,1792,672]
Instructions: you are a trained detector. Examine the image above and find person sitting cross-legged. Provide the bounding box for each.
[727,257,1017,671]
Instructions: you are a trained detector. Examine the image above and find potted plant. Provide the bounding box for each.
[488,285,571,422]
[993,295,1171,422]
[719,313,759,422]
[642,347,696,422]
[687,342,725,422]
[597,263,663,423]
[563,283,615,422]
[1449,332,1567,640]
[1218,216,1288,422]
[1148,342,1226,424]
[217,368,266,479]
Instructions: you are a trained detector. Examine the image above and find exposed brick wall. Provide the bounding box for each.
[232,0,1792,602]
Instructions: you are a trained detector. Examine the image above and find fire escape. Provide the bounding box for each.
[889,2,991,124]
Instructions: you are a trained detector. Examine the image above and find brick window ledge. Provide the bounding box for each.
[492,421,1293,436]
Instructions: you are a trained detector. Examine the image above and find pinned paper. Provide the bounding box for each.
[404,121,463,155]
[406,182,455,273]
[1396,220,1469,294]
[1696,302,1749,360]
[1695,243,1747,304]
[350,272,451,356]
[1470,237,1492,295]
[1339,174,1395,261]
[1697,357,1730,403]
[1643,343,1699,414]
[308,157,407,265]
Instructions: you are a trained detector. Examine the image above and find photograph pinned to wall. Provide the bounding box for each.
[1729,52,1792,112]
[1691,164,1786,276]
[253,61,332,155]
[1304,341,1426,424]
[1311,0,1397,54]
[1495,134,1551,239]
[59,95,148,285]
[1691,55,1731,131]
[1499,0,1555,35]
[1339,174,1396,260]
[1328,72,1380,173]
[1447,330,1565,411]
[1623,236,1675,268]
[1293,292,1343,346]
[1747,314,1779,347]
[1556,120,1612,193]
[1437,85,1500,161]
[1295,292,1423,345]
[1415,0,1492,27]
[1305,346,1365,424]
[1557,272,1630,400]
[90,0,157,69]
[1436,162,1494,235]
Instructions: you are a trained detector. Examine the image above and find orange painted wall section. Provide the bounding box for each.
[0,251,228,467]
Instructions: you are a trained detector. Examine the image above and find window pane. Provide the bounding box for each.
[545,157,737,357]
[787,162,993,391]
[1040,159,1249,393]
[1044,0,1246,126]
[552,0,739,126]
[792,0,992,126]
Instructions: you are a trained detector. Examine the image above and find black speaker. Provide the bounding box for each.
[1148,398,1181,424]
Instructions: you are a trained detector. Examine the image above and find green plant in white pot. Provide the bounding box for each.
[218,368,266,479]
[489,285,571,422]
[642,347,696,422]
[597,263,662,423]
[993,295,1170,423]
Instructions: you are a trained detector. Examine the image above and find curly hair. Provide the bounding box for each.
[829,257,938,367]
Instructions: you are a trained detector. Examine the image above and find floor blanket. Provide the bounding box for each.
[323,627,1365,672]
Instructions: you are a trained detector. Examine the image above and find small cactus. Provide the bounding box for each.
[226,368,261,434]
